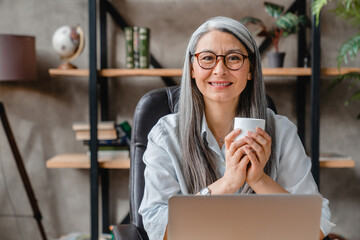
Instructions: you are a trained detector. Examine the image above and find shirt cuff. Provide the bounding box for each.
[320,217,336,237]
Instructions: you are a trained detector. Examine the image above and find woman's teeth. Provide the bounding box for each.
[210,82,231,86]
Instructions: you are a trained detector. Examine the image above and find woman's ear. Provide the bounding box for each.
[247,72,252,80]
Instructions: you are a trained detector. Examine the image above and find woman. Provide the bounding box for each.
[139,16,334,240]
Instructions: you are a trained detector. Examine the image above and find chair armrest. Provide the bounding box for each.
[112,224,143,240]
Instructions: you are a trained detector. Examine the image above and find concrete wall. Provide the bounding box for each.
[0,0,359,239]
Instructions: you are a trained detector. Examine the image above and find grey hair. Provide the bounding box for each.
[178,16,275,194]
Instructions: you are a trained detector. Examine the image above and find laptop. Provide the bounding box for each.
[168,194,322,240]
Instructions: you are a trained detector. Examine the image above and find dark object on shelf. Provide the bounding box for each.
[267,52,286,68]
[0,102,47,240]
[111,86,277,240]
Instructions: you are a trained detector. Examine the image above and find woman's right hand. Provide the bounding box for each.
[222,128,250,193]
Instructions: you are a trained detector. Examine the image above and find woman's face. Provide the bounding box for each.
[192,30,252,107]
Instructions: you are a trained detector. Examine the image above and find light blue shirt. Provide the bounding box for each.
[139,109,335,240]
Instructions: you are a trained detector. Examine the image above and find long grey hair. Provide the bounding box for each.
[178,16,275,194]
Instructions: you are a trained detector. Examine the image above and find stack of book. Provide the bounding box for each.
[125,26,150,69]
[72,121,131,160]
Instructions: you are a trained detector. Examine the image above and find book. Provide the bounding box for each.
[124,27,134,69]
[87,149,130,160]
[98,145,128,151]
[80,121,132,146]
[139,27,150,68]
[133,26,140,69]
[118,121,131,139]
[83,138,128,146]
[75,128,118,140]
[72,121,115,131]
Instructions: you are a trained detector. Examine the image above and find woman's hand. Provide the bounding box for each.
[222,128,250,193]
[243,127,272,186]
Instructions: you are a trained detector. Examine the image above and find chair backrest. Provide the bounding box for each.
[129,86,277,239]
[129,86,180,239]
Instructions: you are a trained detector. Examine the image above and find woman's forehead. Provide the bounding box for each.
[195,30,247,53]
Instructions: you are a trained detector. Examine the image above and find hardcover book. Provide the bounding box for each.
[139,27,150,68]
[133,26,140,68]
[124,27,134,69]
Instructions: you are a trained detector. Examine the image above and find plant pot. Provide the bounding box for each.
[267,52,286,68]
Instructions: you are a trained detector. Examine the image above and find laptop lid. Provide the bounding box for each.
[168,194,322,240]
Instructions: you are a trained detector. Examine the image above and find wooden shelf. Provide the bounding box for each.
[49,68,182,77]
[49,67,360,78]
[319,153,355,168]
[46,153,354,169]
[46,153,130,169]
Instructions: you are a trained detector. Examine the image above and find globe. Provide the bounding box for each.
[52,25,84,69]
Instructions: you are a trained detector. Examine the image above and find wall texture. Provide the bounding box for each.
[0,0,359,239]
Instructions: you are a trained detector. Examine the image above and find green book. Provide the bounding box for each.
[139,27,150,68]
[133,26,140,69]
[124,27,134,69]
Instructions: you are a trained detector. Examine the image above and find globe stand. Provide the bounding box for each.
[58,61,77,70]
[52,25,84,70]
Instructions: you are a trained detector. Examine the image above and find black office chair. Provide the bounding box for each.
[112,86,277,240]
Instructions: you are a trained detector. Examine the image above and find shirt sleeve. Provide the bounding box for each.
[274,115,336,236]
[138,121,181,240]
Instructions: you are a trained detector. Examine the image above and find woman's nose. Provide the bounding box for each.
[213,57,227,75]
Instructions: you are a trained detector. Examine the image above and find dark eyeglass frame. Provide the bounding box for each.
[191,50,249,71]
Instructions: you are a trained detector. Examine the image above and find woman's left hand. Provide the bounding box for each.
[242,127,272,186]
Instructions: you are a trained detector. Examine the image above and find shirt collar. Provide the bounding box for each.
[201,112,208,143]
[200,112,225,156]
[201,113,218,148]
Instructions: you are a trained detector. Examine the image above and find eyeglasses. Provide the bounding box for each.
[192,51,249,71]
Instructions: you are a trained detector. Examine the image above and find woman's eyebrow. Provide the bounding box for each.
[226,49,245,54]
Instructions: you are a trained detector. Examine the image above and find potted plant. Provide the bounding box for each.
[241,1,308,67]
[313,0,360,118]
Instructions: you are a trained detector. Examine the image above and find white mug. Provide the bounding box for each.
[234,117,266,141]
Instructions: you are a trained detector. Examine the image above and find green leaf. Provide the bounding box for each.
[333,0,360,26]
[275,13,300,35]
[241,16,264,25]
[349,89,360,101]
[264,2,284,18]
[330,71,360,118]
[337,32,360,66]
[328,71,360,91]
[311,0,330,26]
[327,76,344,92]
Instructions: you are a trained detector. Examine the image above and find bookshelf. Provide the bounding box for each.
[47,67,357,169]
[47,66,358,169]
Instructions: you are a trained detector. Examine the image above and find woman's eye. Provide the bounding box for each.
[228,55,241,61]
[202,56,215,61]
